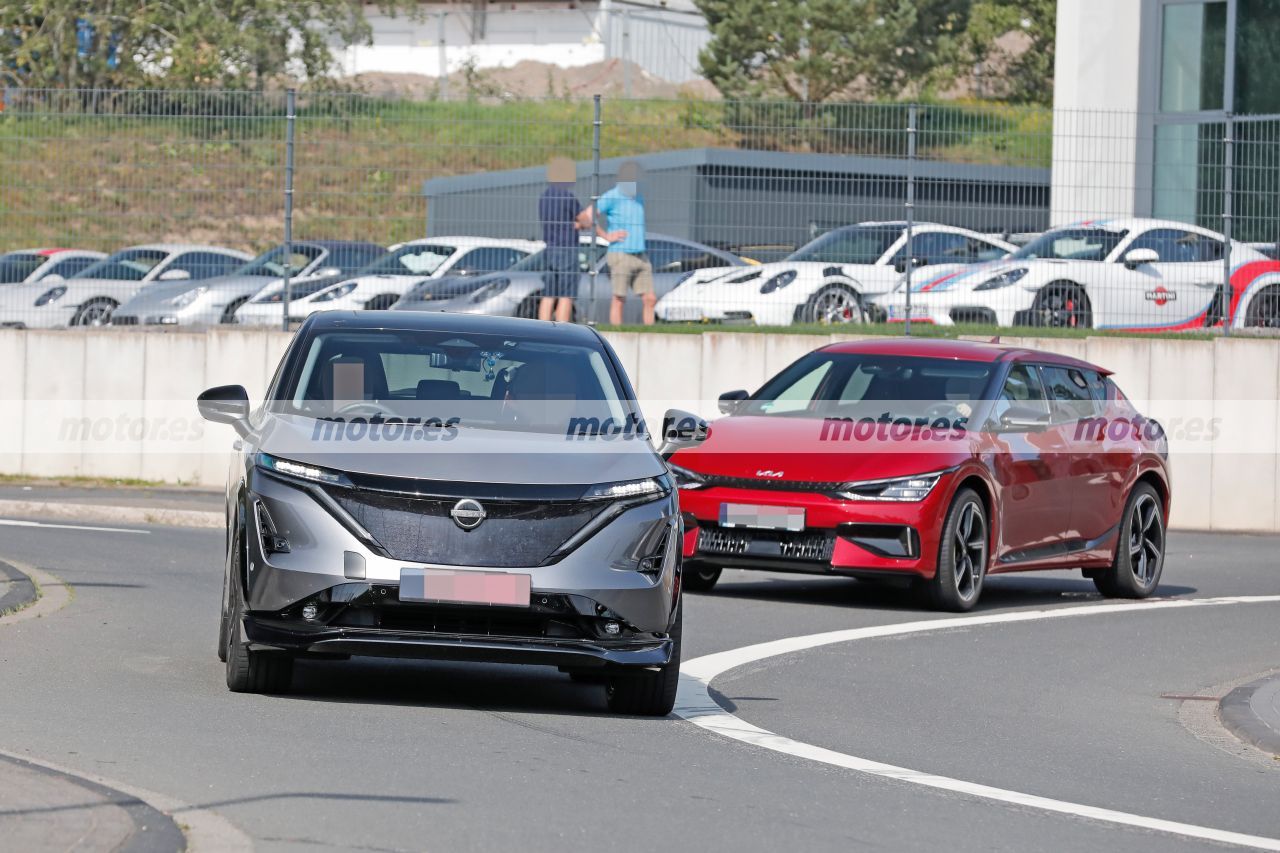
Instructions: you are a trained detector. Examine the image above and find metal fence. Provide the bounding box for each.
[0,87,1278,333]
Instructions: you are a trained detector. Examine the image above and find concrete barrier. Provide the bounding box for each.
[0,326,1274,532]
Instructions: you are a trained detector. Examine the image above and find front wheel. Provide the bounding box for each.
[926,489,988,612]
[606,601,681,716]
[800,284,865,325]
[1093,482,1164,598]
[1028,282,1092,329]
[224,515,293,693]
[71,298,118,327]
[682,562,722,592]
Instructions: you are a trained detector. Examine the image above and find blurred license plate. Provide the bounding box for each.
[720,503,804,531]
[399,568,531,607]
[662,306,704,321]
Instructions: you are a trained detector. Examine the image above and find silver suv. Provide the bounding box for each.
[198,311,700,715]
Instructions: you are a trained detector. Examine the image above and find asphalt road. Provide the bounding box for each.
[0,518,1277,852]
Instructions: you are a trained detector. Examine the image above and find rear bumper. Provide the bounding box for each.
[242,614,673,669]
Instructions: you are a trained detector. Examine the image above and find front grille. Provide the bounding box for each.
[110,315,138,326]
[329,487,604,568]
[367,605,587,639]
[697,525,835,562]
[700,474,842,493]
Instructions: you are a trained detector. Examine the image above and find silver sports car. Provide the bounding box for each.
[197,310,702,715]
[391,234,744,323]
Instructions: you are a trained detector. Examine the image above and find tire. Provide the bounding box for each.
[364,294,398,311]
[606,601,681,716]
[515,294,541,319]
[926,488,988,612]
[1027,282,1092,329]
[216,569,229,662]
[224,512,293,693]
[71,298,118,327]
[1245,284,1280,328]
[682,561,722,592]
[220,296,250,324]
[1093,482,1165,599]
[800,284,866,325]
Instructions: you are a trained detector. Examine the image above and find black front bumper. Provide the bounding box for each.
[243,616,673,670]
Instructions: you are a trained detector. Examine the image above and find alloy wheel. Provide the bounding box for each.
[811,288,862,324]
[952,501,986,601]
[1128,492,1163,586]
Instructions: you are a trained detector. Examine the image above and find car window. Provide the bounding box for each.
[889,232,983,267]
[785,226,901,265]
[42,256,99,279]
[1040,366,1098,422]
[1126,228,1222,263]
[364,244,457,276]
[971,237,1011,261]
[236,246,324,277]
[167,251,244,280]
[0,253,46,283]
[329,245,387,274]
[757,361,832,414]
[1010,228,1128,262]
[990,363,1049,424]
[74,249,170,281]
[452,247,526,275]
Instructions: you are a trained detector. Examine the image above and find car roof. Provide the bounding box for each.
[4,248,102,257]
[820,336,1109,373]
[400,236,542,248]
[115,243,250,254]
[1054,217,1225,237]
[293,240,388,252]
[302,309,602,343]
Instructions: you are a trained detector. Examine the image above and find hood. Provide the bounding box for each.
[670,414,973,484]
[403,271,534,303]
[256,413,665,486]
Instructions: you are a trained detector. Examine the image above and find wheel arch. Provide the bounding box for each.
[1133,467,1171,522]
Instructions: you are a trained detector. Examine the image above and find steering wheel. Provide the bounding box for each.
[923,402,962,422]
[335,401,396,419]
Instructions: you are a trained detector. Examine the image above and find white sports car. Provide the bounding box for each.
[234,236,540,326]
[655,222,1014,326]
[872,218,1280,331]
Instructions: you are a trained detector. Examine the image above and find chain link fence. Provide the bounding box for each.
[0,87,1277,333]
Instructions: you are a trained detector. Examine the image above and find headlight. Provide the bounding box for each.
[582,475,672,501]
[256,452,352,487]
[667,463,708,490]
[835,472,943,502]
[312,282,356,303]
[759,270,798,294]
[35,286,67,306]
[972,268,1029,291]
[170,285,208,308]
[470,278,510,304]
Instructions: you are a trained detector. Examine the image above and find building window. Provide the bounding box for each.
[1160,1,1227,113]
[1233,0,1280,115]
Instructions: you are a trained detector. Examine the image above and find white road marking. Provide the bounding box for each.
[676,595,1280,851]
[0,517,148,534]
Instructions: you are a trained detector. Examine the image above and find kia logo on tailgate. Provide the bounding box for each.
[450,498,487,530]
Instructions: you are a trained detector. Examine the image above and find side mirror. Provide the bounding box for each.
[718,389,749,414]
[197,384,251,437]
[894,257,921,274]
[159,268,191,281]
[660,408,709,459]
[995,405,1050,432]
[314,267,342,278]
[1123,248,1159,269]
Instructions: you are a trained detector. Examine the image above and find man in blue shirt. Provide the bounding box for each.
[578,161,654,325]
[537,157,584,322]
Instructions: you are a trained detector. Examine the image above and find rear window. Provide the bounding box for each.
[0,253,44,283]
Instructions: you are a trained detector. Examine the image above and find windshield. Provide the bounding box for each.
[279,328,631,435]
[360,244,456,276]
[74,248,169,281]
[1010,228,1129,262]
[786,226,901,264]
[741,352,994,422]
[0,253,44,283]
[236,245,324,277]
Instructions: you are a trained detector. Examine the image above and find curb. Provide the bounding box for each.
[1220,672,1280,757]
[0,559,38,615]
[0,752,186,853]
[0,499,221,529]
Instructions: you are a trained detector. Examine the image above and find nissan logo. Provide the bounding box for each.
[450,498,487,530]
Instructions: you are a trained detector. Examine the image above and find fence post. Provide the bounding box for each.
[904,104,917,337]
[589,94,602,325]
[1222,112,1234,337]
[282,88,296,333]
[437,12,449,100]
[621,11,632,98]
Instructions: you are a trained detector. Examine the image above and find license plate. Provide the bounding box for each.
[720,503,804,531]
[662,305,704,321]
[399,568,531,607]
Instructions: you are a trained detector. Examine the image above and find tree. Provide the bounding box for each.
[0,1,420,90]
[694,0,972,103]
[963,0,1056,104]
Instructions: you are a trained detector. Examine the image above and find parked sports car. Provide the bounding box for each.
[111,241,388,327]
[0,248,105,285]
[655,222,1014,326]
[256,237,541,322]
[197,311,692,714]
[392,234,744,323]
[0,244,252,328]
[670,338,1170,611]
[872,218,1280,330]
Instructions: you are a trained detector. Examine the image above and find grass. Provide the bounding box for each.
[0,473,168,488]
[0,94,1051,254]
[603,322,1222,341]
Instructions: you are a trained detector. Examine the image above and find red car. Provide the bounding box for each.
[669,338,1170,611]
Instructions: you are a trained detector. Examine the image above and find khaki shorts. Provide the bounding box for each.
[607,252,654,296]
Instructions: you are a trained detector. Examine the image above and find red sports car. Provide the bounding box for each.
[669,338,1170,611]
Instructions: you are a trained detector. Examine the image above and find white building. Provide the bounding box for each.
[1052,0,1280,241]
